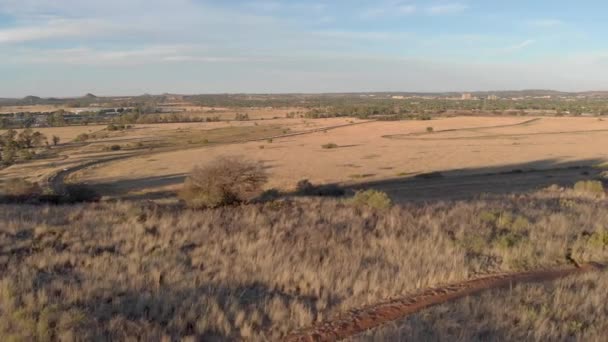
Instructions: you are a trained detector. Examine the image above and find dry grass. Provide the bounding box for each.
[353,270,608,341]
[72,116,608,197]
[1,192,608,340]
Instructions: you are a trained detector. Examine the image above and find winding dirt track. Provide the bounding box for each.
[285,263,605,342]
[382,118,541,139]
[46,120,374,192]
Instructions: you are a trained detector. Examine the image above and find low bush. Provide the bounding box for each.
[322,143,339,149]
[0,179,99,204]
[0,178,42,202]
[60,183,101,203]
[573,180,605,196]
[426,126,434,133]
[347,189,393,209]
[180,157,268,208]
[296,179,345,197]
[74,133,90,142]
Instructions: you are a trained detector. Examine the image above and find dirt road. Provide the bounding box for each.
[286,263,605,342]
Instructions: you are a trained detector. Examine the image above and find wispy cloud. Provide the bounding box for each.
[313,30,412,41]
[427,3,468,15]
[498,39,536,54]
[360,2,416,19]
[3,45,257,66]
[0,18,116,44]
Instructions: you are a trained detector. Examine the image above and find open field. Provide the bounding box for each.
[53,116,608,201]
[1,192,608,340]
[0,117,363,187]
[157,105,309,120]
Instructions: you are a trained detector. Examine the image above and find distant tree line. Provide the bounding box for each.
[0,128,49,167]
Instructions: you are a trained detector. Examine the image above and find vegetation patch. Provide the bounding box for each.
[179,157,268,208]
[347,189,393,210]
[0,179,99,204]
[573,180,605,196]
[349,174,375,179]
[295,179,345,197]
[322,143,339,149]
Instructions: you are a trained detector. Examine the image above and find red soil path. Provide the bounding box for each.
[285,263,604,342]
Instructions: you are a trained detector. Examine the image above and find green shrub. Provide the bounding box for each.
[179,157,268,208]
[495,231,527,249]
[479,210,499,224]
[321,143,339,149]
[573,180,605,196]
[588,230,608,248]
[426,126,434,133]
[348,189,393,209]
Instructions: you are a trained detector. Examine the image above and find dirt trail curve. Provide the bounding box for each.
[382,118,541,139]
[285,262,605,342]
[47,120,374,192]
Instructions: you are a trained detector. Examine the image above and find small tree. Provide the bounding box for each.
[52,135,60,146]
[180,157,268,208]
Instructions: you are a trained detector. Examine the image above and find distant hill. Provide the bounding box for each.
[22,95,42,104]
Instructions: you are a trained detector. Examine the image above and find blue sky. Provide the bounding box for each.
[1,0,608,97]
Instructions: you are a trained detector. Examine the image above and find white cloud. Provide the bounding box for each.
[360,2,416,19]
[505,39,536,52]
[0,18,116,44]
[313,30,411,41]
[427,3,468,15]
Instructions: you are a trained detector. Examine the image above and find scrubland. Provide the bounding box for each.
[1,187,607,340]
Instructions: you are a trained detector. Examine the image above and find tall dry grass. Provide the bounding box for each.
[0,192,607,340]
[353,270,608,341]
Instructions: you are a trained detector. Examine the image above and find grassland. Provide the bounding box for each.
[1,188,607,340]
[63,116,608,200]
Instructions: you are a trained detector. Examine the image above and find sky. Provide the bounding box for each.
[2,0,608,97]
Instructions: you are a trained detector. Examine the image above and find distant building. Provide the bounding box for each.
[461,93,472,100]
[487,94,499,100]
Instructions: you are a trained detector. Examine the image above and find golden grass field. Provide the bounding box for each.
[47,116,608,200]
[1,192,607,340]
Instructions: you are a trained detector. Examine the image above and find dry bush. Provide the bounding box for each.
[296,179,344,197]
[0,179,99,204]
[573,180,605,197]
[0,178,42,200]
[179,157,268,208]
[354,271,608,341]
[1,194,608,340]
[348,189,392,209]
[321,143,339,149]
